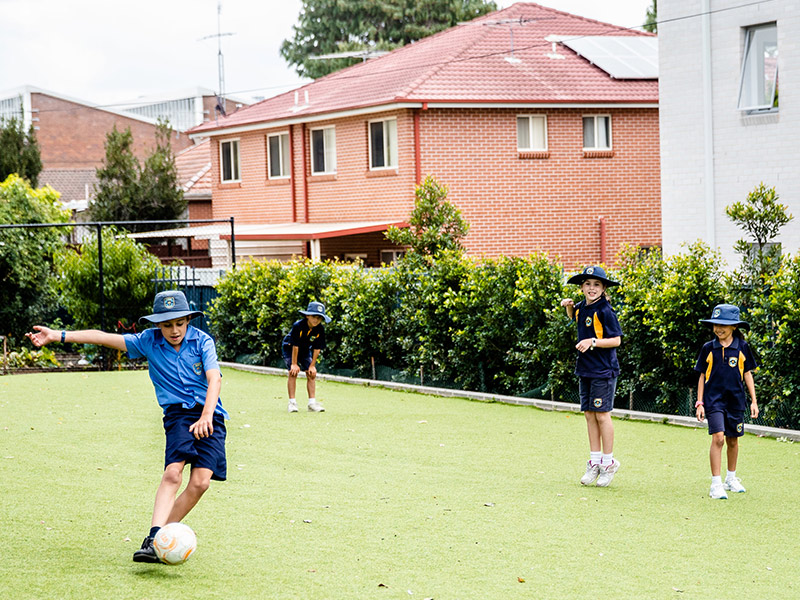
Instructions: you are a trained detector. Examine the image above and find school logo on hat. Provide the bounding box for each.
[593,398,602,408]
[713,307,721,318]
[737,423,744,433]
[728,357,738,368]
[586,267,595,275]
[164,296,176,309]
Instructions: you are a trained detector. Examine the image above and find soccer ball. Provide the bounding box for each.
[152,522,197,565]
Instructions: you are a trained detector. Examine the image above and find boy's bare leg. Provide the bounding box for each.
[167,467,213,523]
[709,432,724,476]
[151,462,185,527]
[585,412,602,453]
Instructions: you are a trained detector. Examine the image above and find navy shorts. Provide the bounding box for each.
[579,377,617,412]
[163,404,227,481]
[706,409,745,437]
[282,342,312,371]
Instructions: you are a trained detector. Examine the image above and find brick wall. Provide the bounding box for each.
[209,105,660,268]
[32,93,194,169]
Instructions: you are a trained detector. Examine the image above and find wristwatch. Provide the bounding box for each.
[590,338,596,350]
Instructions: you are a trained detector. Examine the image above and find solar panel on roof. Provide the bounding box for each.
[560,36,658,79]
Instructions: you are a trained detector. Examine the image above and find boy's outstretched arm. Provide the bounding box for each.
[26,326,127,352]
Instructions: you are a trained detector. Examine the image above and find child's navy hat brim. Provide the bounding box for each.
[699,304,749,330]
[138,291,203,324]
[300,301,332,324]
[566,266,620,287]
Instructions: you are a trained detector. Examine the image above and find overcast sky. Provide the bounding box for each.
[0,0,653,107]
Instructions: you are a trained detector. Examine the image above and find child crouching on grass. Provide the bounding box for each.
[561,266,622,487]
[26,290,228,563]
[695,304,758,500]
[282,301,331,413]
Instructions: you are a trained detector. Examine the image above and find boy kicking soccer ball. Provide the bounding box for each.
[27,290,228,562]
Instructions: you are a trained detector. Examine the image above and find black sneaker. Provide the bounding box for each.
[133,536,161,563]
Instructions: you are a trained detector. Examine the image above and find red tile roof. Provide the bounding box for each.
[175,139,212,198]
[191,2,656,135]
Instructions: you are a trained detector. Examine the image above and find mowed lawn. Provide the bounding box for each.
[1,368,798,600]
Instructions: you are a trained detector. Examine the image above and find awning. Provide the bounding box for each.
[127,221,407,260]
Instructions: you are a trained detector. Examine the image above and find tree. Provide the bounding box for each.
[726,182,793,288]
[643,0,657,33]
[0,116,43,187]
[0,174,70,337]
[385,175,469,257]
[281,0,497,79]
[91,121,186,232]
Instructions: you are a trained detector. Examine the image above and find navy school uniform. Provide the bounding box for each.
[573,296,622,411]
[123,325,228,480]
[282,318,326,371]
[694,336,757,437]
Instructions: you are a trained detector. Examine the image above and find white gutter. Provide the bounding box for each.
[190,100,658,139]
[701,0,716,246]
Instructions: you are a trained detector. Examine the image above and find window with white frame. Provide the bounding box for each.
[738,23,778,112]
[311,126,336,174]
[369,118,398,169]
[516,115,547,151]
[220,139,240,182]
[268,132,290,178]
[582,115,611,150]
[380,249,405,265]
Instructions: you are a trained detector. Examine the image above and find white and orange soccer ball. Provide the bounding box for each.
[152,522,197,565]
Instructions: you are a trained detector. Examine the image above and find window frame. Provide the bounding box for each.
[267,131,291,179]
[516,115,548,152]
[582,115,612,151]
[219,138,241,183]
[368,118,399,170]
[737,22,778,113]
[310,126,336,175]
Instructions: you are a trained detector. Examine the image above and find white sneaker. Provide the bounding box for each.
[709,482,728,499]
[288,400,298,413]
[580,461,601,485]
[307,401,325,412]
[724,477,746,493]
[596,459,620,487]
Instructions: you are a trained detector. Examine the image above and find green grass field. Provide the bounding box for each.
[1,368,798,599]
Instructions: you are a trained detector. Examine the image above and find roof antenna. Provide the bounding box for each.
[483,16,554,64]
[200,1,235,120]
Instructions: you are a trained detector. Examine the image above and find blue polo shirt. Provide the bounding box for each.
[573,297,622,378]
[694,337,757,412]
[123,325,229,419]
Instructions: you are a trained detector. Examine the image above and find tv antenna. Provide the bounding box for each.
[200,1,235,116]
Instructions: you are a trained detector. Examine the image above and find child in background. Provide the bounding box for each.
[27,290,228,562]
[561,266,623,487]
[282,301,331,413]
[694,304,759,500]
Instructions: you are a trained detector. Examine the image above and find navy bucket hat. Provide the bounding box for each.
[567,266,620,288]
[699,304,749,330]
[139,291,203,324]
[299,301,331,324]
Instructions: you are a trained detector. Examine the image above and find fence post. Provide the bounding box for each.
[229,216,236,269]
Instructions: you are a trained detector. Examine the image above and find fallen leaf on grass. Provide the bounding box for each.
[377,583,388,588]
[518,577,525,583]
[484,502,494,507]
[672,587,683,593]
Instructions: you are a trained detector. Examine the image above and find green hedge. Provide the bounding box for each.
[207,245,800,429]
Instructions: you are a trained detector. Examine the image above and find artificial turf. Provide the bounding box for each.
[0,368,797,599]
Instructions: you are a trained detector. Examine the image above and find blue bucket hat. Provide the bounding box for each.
[300,301,331,324]
[699,304,749,330]
[567,266,620,287]
[139,291,203,324]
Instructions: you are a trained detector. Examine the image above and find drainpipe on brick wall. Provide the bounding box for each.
[290,123,296,223]
[414,108,423,185]
[301,123,309,224]
[599,216,607,264]
[701,0,716,246]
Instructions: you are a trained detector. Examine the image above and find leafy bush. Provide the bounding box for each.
[6,345,60,369]
[55,227,162,330]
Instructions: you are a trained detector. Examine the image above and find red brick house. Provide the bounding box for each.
[188,2,660,268]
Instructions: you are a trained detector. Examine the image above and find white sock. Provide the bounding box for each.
[590,452,602,465]
[289,398,297,404]
[726,470,736,481]
[308,398,316,405]
[601,453,613,466]
[711,475,722,486]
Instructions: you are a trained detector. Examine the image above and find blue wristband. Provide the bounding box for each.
[61,330,66,343]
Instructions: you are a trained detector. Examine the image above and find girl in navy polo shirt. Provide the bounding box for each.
[561,266,623,487]
[27,290,228,562]
[694,304,759,500]
[282,301,331,413]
